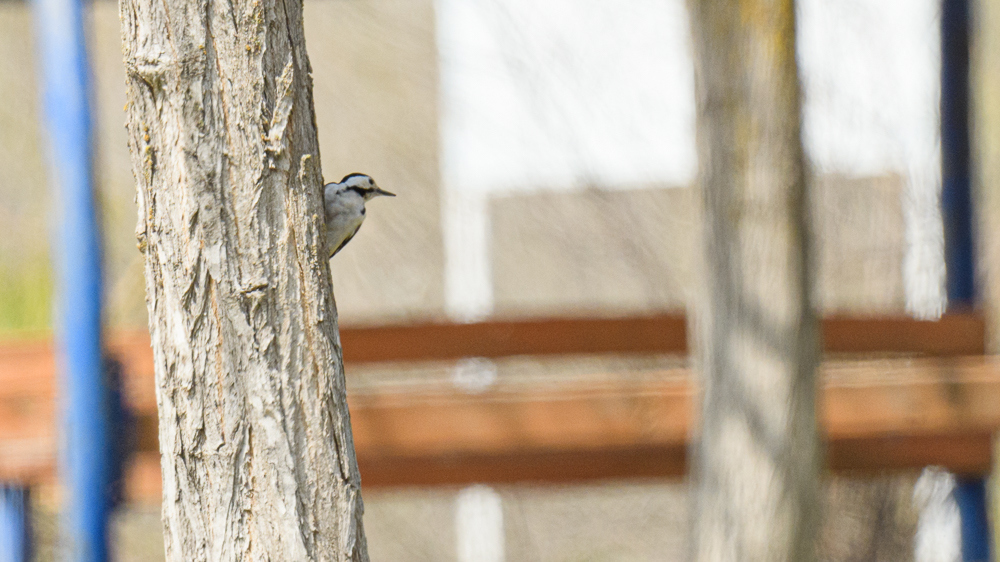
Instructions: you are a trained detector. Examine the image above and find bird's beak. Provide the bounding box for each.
[374,187,396,197]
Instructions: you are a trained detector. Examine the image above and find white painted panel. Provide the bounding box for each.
[456,485,505,562]
[436,0,697,195]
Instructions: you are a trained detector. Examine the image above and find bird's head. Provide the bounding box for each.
[340,173,396,200]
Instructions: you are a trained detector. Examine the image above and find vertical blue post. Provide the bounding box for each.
[955,479,991,562]
[942,0,975,307]
[0,487,31,562]
[941,0,990,560]
[31,0,110,557]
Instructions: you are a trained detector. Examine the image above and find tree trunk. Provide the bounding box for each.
[686,1,820,561]
[972,0,1000,549]
[975,0,1000,352]
[118,0,368,558]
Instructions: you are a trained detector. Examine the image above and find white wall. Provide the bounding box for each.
[436,0,946,320]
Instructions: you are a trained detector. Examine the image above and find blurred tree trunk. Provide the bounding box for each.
[972,0,1000,550]
[119,0,369,559]
[975,0,1000,351]
[686,1,820,561]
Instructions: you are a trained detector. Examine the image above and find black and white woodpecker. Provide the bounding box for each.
[323,173,395,258]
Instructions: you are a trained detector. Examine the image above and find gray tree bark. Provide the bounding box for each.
[686,1,820,561]
[118,0,368,558]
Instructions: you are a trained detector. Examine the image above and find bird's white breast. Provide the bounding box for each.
[324,187,366,255]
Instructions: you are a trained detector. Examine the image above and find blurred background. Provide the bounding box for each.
[0,0,995,559]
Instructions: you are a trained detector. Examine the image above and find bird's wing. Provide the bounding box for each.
[329,224,362,257]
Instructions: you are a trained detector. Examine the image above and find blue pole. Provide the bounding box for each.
[0,486,31,562]
[941,0,975,307]
[30,0,110,557]
[955,479,991,562]
[940,0,990,560]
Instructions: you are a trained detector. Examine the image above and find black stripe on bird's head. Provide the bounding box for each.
[340,173,396,200]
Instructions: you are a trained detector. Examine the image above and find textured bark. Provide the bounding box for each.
[686,1,820,561]
[118,0,368,558]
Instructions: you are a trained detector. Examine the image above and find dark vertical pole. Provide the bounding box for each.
[0,487,31,562]
[942,0,974,304]
[941,0,990,560]
[31,0,110,557]
[955,480,991,562]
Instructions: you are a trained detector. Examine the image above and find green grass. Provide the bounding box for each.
[0,259,53,335]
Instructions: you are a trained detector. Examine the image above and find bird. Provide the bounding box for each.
[323,173,395,258]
